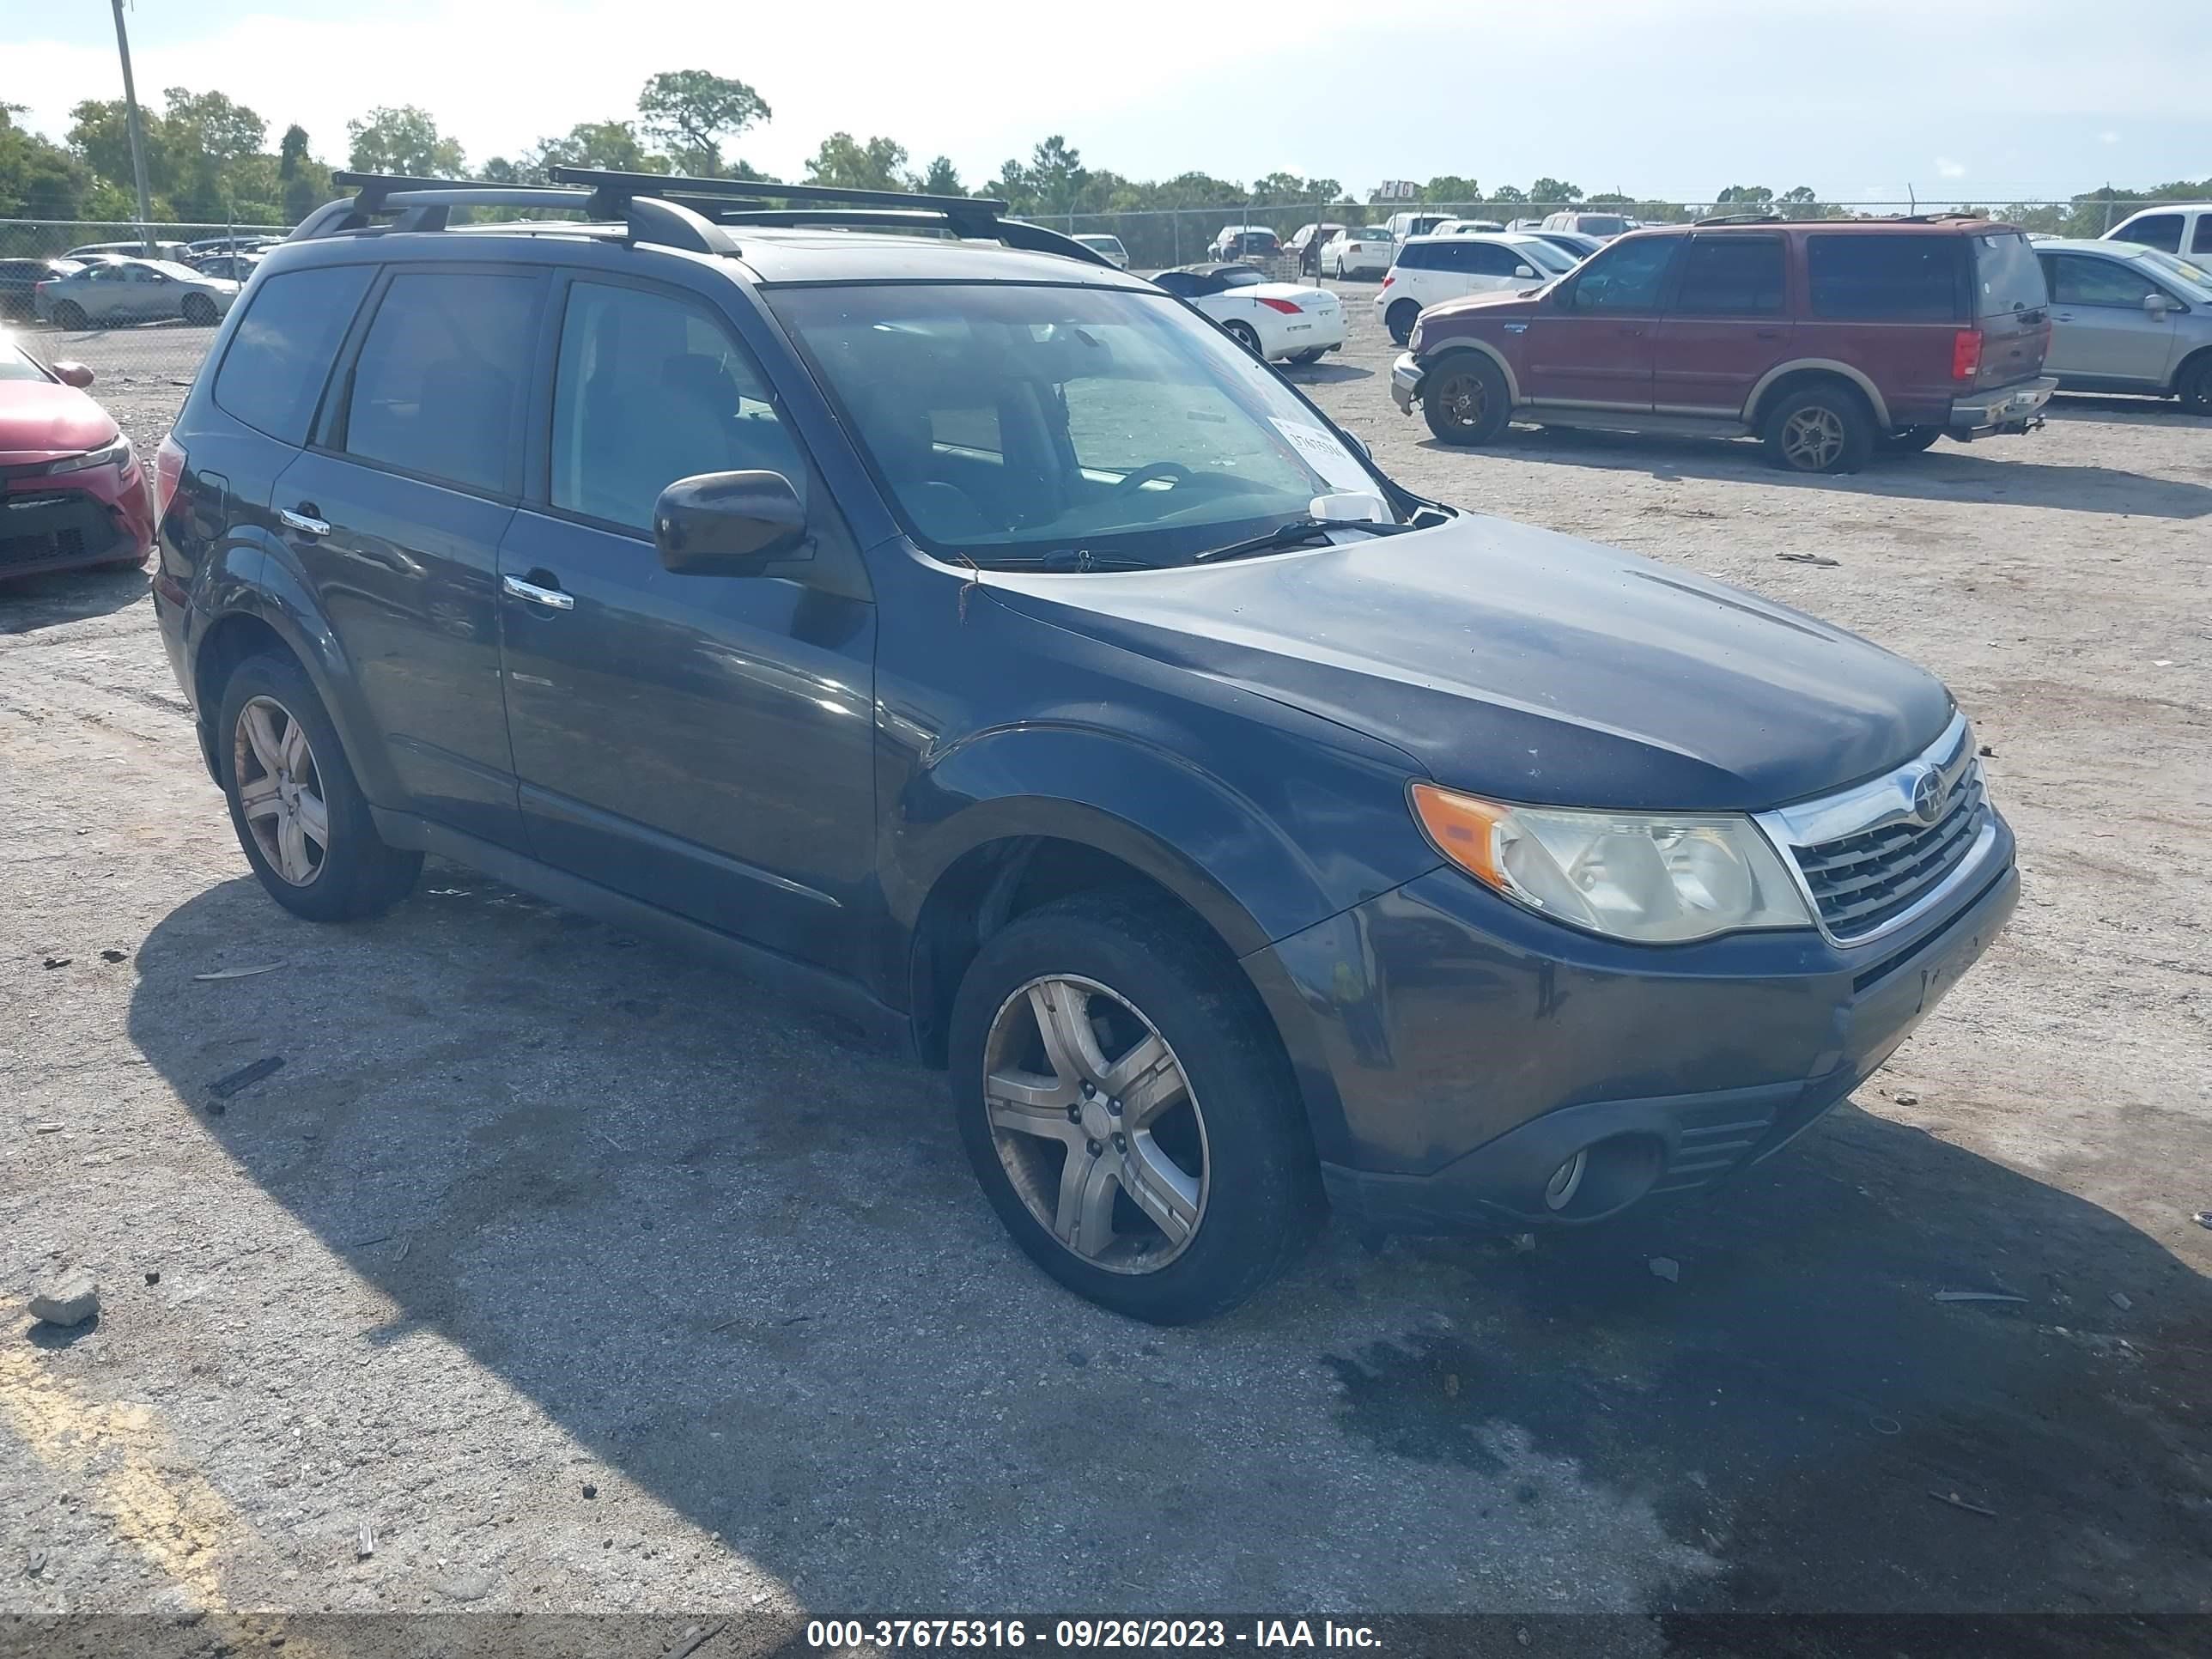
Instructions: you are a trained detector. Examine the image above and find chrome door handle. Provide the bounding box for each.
[502,574,574,611]
[278,507,329,537]
[2053,312,2075,321]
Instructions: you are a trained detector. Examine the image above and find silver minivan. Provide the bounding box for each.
[2033,238,2212,413]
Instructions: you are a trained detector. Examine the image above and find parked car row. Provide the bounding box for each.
[32,257,243,330]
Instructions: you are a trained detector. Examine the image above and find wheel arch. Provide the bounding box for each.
[1746,360,1892,429]
[1421,341,1522,407]
[2171,343,2212,399]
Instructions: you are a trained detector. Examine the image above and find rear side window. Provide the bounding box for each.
[2116,214,2184,253]
[1674,235,1786,315]
[211,265,374,443]
[1397,243,1437,270]
[1807,234,1964,320]
[339,271,539,496]
[1972,232,2046,316]
[2195,219,2212,254]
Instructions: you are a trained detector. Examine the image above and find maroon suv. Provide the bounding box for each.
[1390,216,2055,472]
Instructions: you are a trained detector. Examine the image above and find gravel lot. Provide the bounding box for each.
[3,293,2209,1648]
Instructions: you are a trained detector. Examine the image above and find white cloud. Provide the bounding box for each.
[1935,157,1967,180]
[2099,131,2121,144]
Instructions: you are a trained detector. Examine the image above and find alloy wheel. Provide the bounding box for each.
[233,696,330,886]
[1780,405,1845,470]
[1437,370,1487,429]
[981,975,1210,1273]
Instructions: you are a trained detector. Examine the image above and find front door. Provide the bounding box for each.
[496,274,877,977]
[1522,234,1680,408]
[272,265,544,847]
[2041,252,2182,386]
[1650,232,1792,414]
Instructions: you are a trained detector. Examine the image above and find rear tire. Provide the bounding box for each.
[216,652,422,923]
[1422,353,1511,447]
[1290,347,1327,365]
[948,890,1321,1324]
[2177,353,2212,416]
[1878,424,1943,454]
[1385,299,1419,346]
[1221,319,1263,357]
[181,293,218,326]
[1761,382,1875,474]
[52,300,87,331]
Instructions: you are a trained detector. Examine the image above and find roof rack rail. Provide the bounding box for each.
[544,167,1117,268]
[294,171,735,255]
[1692,211,1786,226]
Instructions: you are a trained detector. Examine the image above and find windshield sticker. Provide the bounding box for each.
[1269,418,1373,494]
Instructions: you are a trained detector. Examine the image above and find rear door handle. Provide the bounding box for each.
[502,573,574,611]
[1753,328,1783,340]
[278,506,329,537]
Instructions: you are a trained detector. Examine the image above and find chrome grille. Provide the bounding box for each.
[1791,763,1987,939]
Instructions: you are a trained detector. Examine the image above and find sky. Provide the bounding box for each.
[11,0,2209,206]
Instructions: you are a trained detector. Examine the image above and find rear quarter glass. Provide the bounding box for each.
[211,264,376,444]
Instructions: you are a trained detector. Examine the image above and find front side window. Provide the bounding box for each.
[1674,234,1786,315]
[340,270,538,495]
[550,280,806,532]
[1569,237,1678,311]
[213,264,374,444]
[1807,234,1964,320]
[2116,214,2184,253]
[2051,254,2162,308]
[768,282,1386,567]
[2193,218,2212,254]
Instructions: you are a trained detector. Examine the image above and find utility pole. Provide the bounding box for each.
[109,0,155,250]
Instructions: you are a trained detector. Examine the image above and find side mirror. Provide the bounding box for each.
[1514,264,1538,279]
[52,362,94,389]
[653,471,809,575]
[2144,292,2172,316]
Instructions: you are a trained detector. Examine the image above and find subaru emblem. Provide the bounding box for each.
[1909,767,1948,825]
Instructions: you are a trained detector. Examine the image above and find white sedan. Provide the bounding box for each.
[1320,227,1394,278]
[1151,264,1346,363]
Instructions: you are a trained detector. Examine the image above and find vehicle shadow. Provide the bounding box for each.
[121,874,2212,1620]
[2045,392,2211,428]
[1433,426,2212,518]
[1282,362,1373,386]
[0,561,149,633]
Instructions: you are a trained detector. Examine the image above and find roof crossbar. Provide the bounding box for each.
[544,166,1007,218]
[298,172,733,254]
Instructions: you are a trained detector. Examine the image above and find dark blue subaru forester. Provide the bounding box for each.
[149,170,2017,1322]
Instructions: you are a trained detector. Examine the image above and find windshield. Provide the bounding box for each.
[2137,247,2212,297]
[0,342,47,383]
[1218,266,1263,287]
[1515,240,1577,275]
[767,283,1389,568]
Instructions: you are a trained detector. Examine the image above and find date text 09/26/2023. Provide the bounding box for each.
[805,1619,1383,1650]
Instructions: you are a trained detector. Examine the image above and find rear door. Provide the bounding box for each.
[1522,234,1678,407]
[495,271,878,975]
[1650,232,1790,414]
[271,264,544,847]
[1966,228,2051,390]
[2040,252,2180,384]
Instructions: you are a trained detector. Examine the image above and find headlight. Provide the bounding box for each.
[1410,782,1813,943]
[1407,316,1425,352]
[50,436,132,475]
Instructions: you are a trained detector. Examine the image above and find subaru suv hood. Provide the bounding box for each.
[981,513,1953,812]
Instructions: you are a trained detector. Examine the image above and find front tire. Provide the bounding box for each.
[1385,299,1419,346]
[948,891,1321,1323]
[181,293,218,326]
[1221,319,1263,357]
[1762,382,1874,474]
[216,652,422,922]
[2177,353,2212,416]
[1422,353,1511,446]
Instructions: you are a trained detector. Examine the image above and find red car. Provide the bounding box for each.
[1391,216,2055,473]
[1,336,155,580]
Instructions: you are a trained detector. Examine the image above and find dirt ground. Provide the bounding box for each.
[3,295,2209,1651]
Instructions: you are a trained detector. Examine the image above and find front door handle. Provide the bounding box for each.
[279,506,329,537]
[502,573,574,611]
[2053,312,2075,322]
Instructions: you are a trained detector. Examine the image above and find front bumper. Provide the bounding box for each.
[1248,820,2018,1235]
[1948,375,2056,437]
[0,461,153,581]
[1389,350,1423,414]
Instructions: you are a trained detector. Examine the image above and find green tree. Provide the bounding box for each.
[912,155,964,196]
[1714,184,1774,207]
[1026,135,1087,213]
[69,97,179,212]
[804,132,908,192]
[1420,175,1480,204]
[637,70,769,176]
[1488,184,1528,204]
[346,106,465,177]
[524,119,669,181]
[1528,178,1582,205]
[0,104,88,219]
[278,124,310,179]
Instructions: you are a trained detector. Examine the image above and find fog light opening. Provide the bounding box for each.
[1543,1149,1588,1212]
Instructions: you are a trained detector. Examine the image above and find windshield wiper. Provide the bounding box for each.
[1189,517,1411,565]
[968,548,1160,572]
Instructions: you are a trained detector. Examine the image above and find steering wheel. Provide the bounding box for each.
[1107,461,1194,499]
